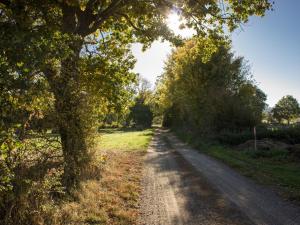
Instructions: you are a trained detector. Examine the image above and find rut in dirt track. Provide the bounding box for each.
[138,130,254,225]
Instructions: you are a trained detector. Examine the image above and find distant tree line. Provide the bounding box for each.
[99,77,154,129]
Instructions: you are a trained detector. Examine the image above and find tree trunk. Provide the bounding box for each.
[47,39,91,191]
[58,104,90,190]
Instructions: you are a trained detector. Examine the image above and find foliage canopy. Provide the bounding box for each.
[0,0,272,191]
[272,95,300,124]
[156,38,267,135]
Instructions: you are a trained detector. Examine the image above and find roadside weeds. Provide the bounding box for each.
[60,150,145,225]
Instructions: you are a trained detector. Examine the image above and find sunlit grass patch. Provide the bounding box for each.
[97,128,153,152]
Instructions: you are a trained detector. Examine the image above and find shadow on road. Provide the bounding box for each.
[139,129,254,225]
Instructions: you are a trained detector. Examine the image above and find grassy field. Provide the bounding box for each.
[60,128,153,225]
[97,128,153,152]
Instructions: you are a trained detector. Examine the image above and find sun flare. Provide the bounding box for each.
[166,12,194,38]
[167,12,181,30]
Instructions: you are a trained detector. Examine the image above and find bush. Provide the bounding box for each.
[266,126,300,144]
[217,130,253,145]
[128,97,153,128]
[217,125,300,145]
[0,129,64,225]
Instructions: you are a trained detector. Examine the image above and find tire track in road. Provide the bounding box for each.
[138,130,254,225]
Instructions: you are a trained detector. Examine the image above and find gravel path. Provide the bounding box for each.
[138,130,255,225]
[166,131,300,225]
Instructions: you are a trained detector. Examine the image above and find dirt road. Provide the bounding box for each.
[138,129,300,225]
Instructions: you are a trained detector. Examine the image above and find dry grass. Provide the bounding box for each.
[1,129,152,225]
[58,128,153,225]
[60,150,145,225]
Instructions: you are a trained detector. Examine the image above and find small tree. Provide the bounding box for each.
[127,78,153,128]
[128,96,153,128]
[272,95,300,125]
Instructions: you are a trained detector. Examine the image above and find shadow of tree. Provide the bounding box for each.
[141,129,254,225]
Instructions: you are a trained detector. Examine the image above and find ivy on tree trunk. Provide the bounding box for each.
[47,39,91,190]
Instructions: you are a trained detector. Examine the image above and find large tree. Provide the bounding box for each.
[0,0,272,190]
[157,38,267,134]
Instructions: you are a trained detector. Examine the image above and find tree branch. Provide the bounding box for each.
[85,0,100,12]
[86,0,124,34]
[117,12,153,40]
[0,0,10,7]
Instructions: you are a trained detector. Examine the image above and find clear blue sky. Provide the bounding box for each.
[132,0,300,107]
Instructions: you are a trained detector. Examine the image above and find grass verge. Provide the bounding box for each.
[61,151,145,225]
[200,146,300,202]
[175,130,300,203]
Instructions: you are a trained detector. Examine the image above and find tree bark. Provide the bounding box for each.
[47,39,90,191]
[58,102,90,190]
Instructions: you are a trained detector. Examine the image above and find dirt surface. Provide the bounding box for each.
[138,130,254,225]
[166,132,300,225]
[138,129,300,225]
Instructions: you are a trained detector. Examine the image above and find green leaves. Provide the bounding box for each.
[0,128,22,192]
[0,0,272,197]
[272,95,300,124]
[0,0,273,128]
[156,37,267,134]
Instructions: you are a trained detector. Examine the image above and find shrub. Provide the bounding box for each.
[217,130,253,145]
[128,97,153,129]
[217,125,300,145]
[0,129,64,225]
